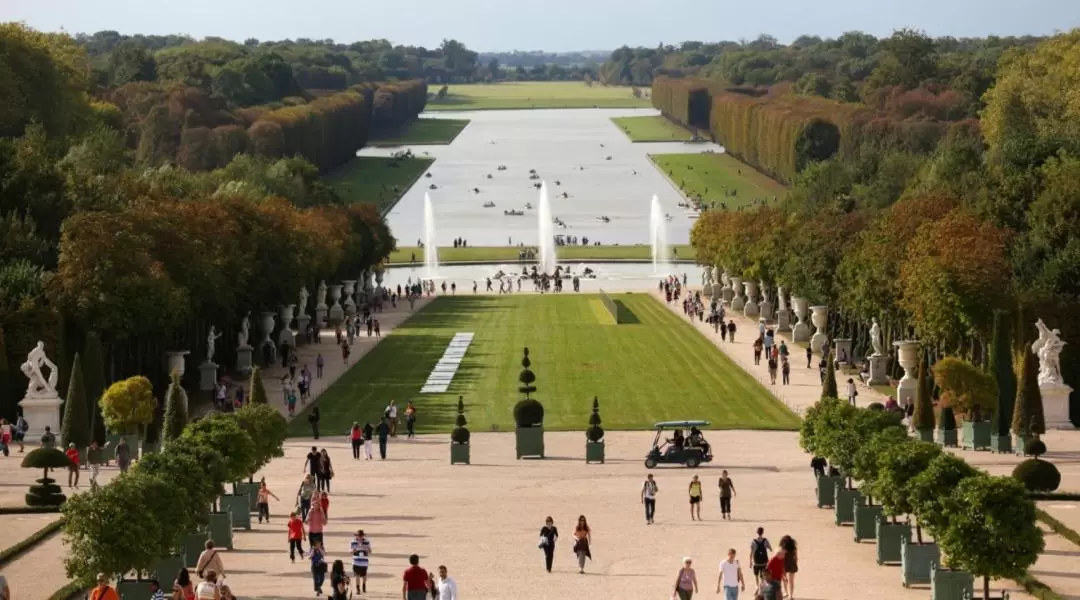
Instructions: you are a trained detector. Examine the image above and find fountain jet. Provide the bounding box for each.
[538,182,557,274]
[423,192,439,279]
[650,194,669,276]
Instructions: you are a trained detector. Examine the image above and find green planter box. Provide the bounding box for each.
[834,485,862,526]
[182,532,208,567]
[935,428,958,447]
[450,443,470,465]
[585,441,605,464]
[901,540,940,587]
[961,421,992,451]
[141,442,160,457]
[150,555,185,582]
[1014,433,1035,456]
[876,521,912,565]
[815,475,843,508]
[931,567,974,600]
[234,482,260,512]
[117,578,153,600]
[915,429,934,442]
[515,426,545,459]
[207,511,234,550]
[990,434,1012,454]
[854,503,884,542]
[220,494,251,530]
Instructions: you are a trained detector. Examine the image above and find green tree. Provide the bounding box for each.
[991,312,1016,437]
[821,355,839,399]
[99,376,156,436]
[818,405,904,487]
[938,476,1044,600]
[160,370,188,447]
[1012,346,1045,435]
[871,440,941,541]
[178,413,257,482]
[234,403,287,478]
[850,427,908,501]
[82,333,107,444]
[60,353,90,449]
[799,397,846,457]
[908,452,979,538]
[911,355,935,432]
[248,366,268,404]
[135,450,217,527]
[107,41,158,86]
[932,357,998,418]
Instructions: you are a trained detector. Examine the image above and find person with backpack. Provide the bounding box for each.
[750,527,772,584]
[641,474,658,524]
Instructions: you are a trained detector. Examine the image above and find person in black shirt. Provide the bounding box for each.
[362,422,374,460]
[539,516,559,573]
[376,418,390,459]
[304,446,320,475]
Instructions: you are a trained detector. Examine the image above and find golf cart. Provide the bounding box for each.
[644,420,713,468]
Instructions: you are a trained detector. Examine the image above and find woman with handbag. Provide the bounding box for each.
[572,515,591,574]
[538,516,559,573]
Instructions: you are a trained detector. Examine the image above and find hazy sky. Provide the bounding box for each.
[3,0,1078,52]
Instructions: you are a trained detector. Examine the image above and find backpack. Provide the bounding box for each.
[752,538,769,565]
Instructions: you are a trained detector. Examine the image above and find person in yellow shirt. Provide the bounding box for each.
[688,475,703,521]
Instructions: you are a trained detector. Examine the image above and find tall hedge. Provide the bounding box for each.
[651,76,717,129]
[61,353,91,449]
[1012,346,1045,436]
[991,312,1016,437]
[83,333,107,444]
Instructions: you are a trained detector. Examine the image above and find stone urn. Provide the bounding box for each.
[375,269,385,292]
[758,280,774,322]
[342,280,357,316]
[730,276,745,311]
[720,271,734,305]
[776,286,790,331]
[792,297,810,342]
[328,284,344,325]
[894,341,920,406]
[810,305,828,353]
[259,312,276,348]
[279,304,296,329]
[165,350,190,377]
[743,281,759,319]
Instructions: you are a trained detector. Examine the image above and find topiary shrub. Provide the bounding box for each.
[21,448,73,506]
[586,396,604,442]
[1012,458,1061,492]
[867,402,885,411]
[451,396,470,444]
[940,406,957,430]
[1025,439,1047,458]
[513,347,544,427]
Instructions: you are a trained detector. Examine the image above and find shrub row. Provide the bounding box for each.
[650,76,721,129]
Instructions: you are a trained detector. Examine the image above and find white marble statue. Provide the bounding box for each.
[299,286,310,313]
[237,312,251,348]
[206,326,222,365]
[316,280,328,308]
[702,267,714,286]
[1032,319,1065,386]
[760,284,770,306]
[870,318,883,357]
[20,341,59,398]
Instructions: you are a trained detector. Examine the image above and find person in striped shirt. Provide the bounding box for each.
[350,530,372,594]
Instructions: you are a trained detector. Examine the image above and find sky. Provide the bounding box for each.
[2,0,1079,52]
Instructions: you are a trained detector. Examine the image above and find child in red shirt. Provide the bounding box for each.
[287,512,306,562]
[319,491,329,519]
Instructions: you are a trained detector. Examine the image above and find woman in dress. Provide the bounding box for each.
[539,516,559,573]
[673,556,699,600]
[780,535,798,600]
[572,515,592,574]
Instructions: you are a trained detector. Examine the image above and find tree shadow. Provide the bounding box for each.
[613,299,641,324]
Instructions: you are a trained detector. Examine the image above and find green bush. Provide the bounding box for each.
[822,358,838,399]
[60,353,91,450]
[867,402,885,411]
[248,366,268,404]
[451,397,470,444]
[908,452,979,537]
[514,399,544,427]
[1025,439,1047,458]
[1012,459,1061,493]
[160,370,188,447]
[799,397,847,456]
[1013,346,1045,435]
[912,356,936,431]
[586,397,604,443]
[178,412,257,482]
[234,403,287,475]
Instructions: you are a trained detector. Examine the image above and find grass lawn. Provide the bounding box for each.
[288,294,799,435]
[425,82,651,111]
[651,153,788,208]
[387,244,696,264]
[369,118,471,146]
[612,116,693,142]
[324,156,433,213]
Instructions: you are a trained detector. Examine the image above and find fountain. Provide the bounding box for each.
[538,182,557,274]
[649,194,669,276]
[423,193,440,279]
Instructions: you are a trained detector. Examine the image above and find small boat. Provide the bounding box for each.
[596,216,610,223]
[529,174,540,180]
[605,156,612,161]
[486,174,493,179]
[473,188,480,194]
[665,213,673,222]
[525,203,533,210]
[529,169,537,174]
[429,184,438,190]
[483,201,496,208]
[424,173,433,178]
[497,165,508,171]
[504,210,525,216]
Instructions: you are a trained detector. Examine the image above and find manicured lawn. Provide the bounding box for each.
[324,156,433,213]
[288,294,799,435]
[425,82,651,111]
[369,118,471,146]
[651,153,788,208]
[387,244,696,264]
[612,116,693,142]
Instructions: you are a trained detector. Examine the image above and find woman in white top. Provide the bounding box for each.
[846,378,857,406]
[716,548,745,599]
[195,571,221,600]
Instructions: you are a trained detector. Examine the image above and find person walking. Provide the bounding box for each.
[767,355,778,385]
[404,401,417,439]
[309,541,327,596]
[780,536,798,600]
[329,560,350,600]
[195,571,221,600]
[350,530,372,594]
[376,417,390,459]
[763,543,787,600]
[256,480,279,524]
[386,401,399,437]
[688,475,703,521]
[727,320,737,343]
[805,346,812,369]
[195,540,225,579]
[572,515,592,574]
[752,337,763,365]
[316,353,324,378]
[363,422,374,460]
[88,441,102,488]
[308,405,321,439]
[402,554,430,600]
[174,568,195,600]
[716,548,745,600]
[846,378,858,406]
[435,566,457,600]
[297,474,316,520]
[539,516,558,573]
[318,449,334,493]
[287,511,306,562]
[350,423,363,460]
[750,527,772,584]
[781,357,791,385]
[641,473,658,524]
[89,574,120,600]
[306,494,327,549]
[65,443,80,488]
[718,470,736,519]
[673,557,699,600]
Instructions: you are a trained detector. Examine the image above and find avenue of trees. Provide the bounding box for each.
[684,29,1080,425]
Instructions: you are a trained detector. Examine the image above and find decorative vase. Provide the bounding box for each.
[792,297,810,342]
[260,312,276,348]
[758,280,773,321]
[720,271,734,305]
[776,287,791,332]
[894,341,919,406]
[810,305,829,353]
[342,280,357,316]
[729,276,744,311]
[743,281,759,318]
[164,350,190,377]
[328,285,344,325]
[279,304,295,328]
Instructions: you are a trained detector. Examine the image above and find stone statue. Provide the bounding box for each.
[206,325,222,365]
[760,284,770,306]
[20,341,59,398]
[869,318,883,357]
[298,286,310,313]
[316,280,328,308]
[237,312,251,348]
[702,267,714,286]
[1032,319,1065,386]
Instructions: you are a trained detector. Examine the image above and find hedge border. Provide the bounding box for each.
[1030,491,1080,502]
[0,505,63,515]
[47,578,91,600]
[1036,508,1080,548]
[1015,573,1063,600]
[0,517,65,568]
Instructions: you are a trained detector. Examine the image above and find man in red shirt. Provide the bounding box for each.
[65,443,81,488]
[401,554,429,600]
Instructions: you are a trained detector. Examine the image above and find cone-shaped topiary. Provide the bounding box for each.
[821,355,838,400]
[248,366,268,405]
[83,332,107,445]
[586,396,604,442]
[940,406,957,431]
[1012,346,1045,436]
[912,355,935,432]
[1012,458,1061,492]
[513,347,544,427]
[991,311,1016,437]
[61,353,91,450]
[161,370,188,448]
[452,396,470,444]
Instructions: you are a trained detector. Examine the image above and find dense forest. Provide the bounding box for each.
[652,29,1080,424]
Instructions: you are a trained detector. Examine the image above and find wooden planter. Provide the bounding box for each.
[219,494,251,530]
[585,441,605,464]
[207,511,234,550]
[515,426,545,459]
[901,540,940,587]
[182,532,209,567]
[116,577,153,600]
[935,428,958,447]
[931,567,974,600]
[234,481,260,512]
[875,521,912,565]
[815,474,843,508]
[961,421,992,451]
[853,503,884,542]
[915,429,934,442]
[1014,433,1035,456]
[150,555,185,582]
[450,443,470,465]
[834,485,862,526]
[990,434,1013,454]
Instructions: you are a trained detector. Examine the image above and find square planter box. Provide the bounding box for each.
[220,494,251,530]
[961,421,992,451]
[117,578,153,600]
[1014,433,1035,456]
[816,475,843,508]
[901,540,940,587]
[585,441,605,464]
[182,532,209,567]
[207,511,234,550]
[234,481,260,512]
[450,443,470,465]
[854,503,884,542]
[515,426,545,459]
[141,442,159,457]
[876,521,912,565]
[935,428,958,447]
[150,554,185,582]
[914,429,934,442]
[931,567,974,600]
[990,434,1013,454]
[834,485,862,526]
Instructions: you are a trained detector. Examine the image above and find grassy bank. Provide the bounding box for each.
[325,156,433,213]
[425,82,651,111]
[612,116,693,142]
[369,118,471,146]
[651,153,788,209]
[387,244,696,264]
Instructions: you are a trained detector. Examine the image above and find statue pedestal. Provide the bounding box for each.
[1041,382,1076,430]
[792,321,810,343]
[19,394,63,443]
[235,346,253,373]
[833,338,853,365]
[721,288,734,306]
[731,295,745,312]
[315,306,327,328]
[810,331,828,354]
[277,328,296,350]
[743,300,759,319]
[868,355,890,386]
[759,301,774,323]
[296,315,311,345]
[199,362,219,392]
[776,309,791,333]
[328,305,344,327]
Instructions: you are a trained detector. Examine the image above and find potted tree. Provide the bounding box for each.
[60,353,92,465]
[870,440,941,565]
[936,475,1043,600]
[513,347,545,459]
[21,448,73,507]
[1012,439,1061,493]
[989,312,1016,453]
[450,396,470,465]
[134,450,217,576]
[849,428,907,542]
[178,414,257,543]
[933,357,997,451]
[1012,348,1044,454]
[585,397,604,464]
[911,357,935,442]
[233,403,288,511]
[935,406,958,447]
[799,398,846,508]
[99,376,156,459]
[903,453,979,587]
[820,406,902,526]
